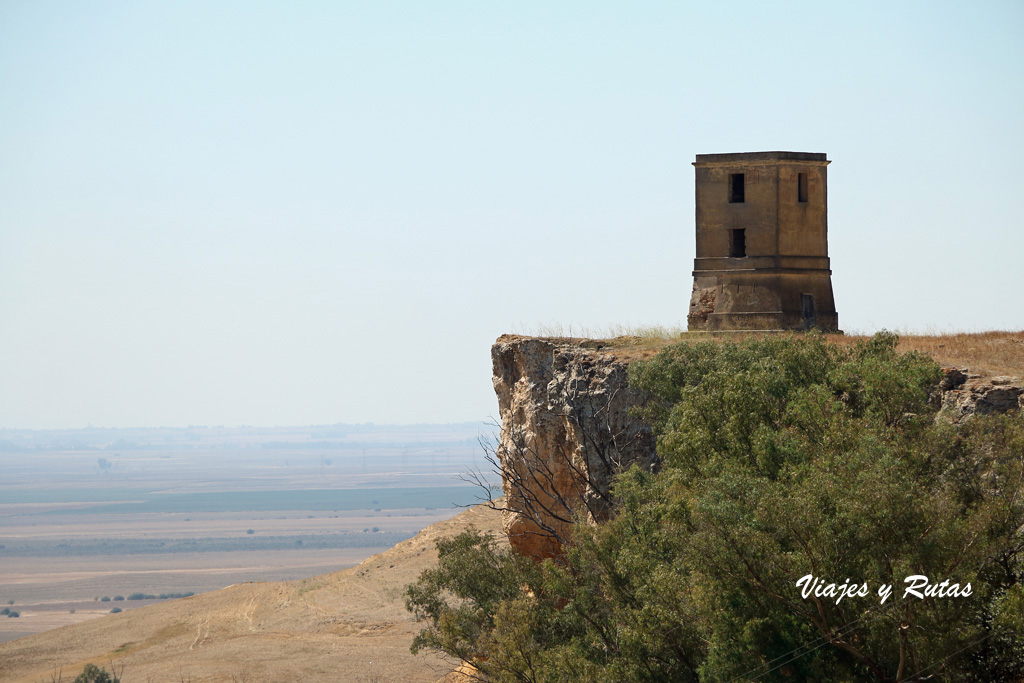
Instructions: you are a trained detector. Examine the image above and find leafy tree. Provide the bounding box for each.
[406,333,1024,682]
[406,528,550,673]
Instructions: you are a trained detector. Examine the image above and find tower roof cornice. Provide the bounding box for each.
[694,151,829,165]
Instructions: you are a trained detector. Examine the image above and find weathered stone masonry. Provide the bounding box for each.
[688,151,840,332]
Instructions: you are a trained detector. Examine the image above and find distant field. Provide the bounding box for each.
[0,547,393,644]
[1,531,418,557]
[0,422,495,644]
[0,502,474,643]
[7,485,483,515]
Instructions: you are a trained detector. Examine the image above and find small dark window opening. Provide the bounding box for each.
[729,173,745,203]
[801,293,817,329]
[729,229,746,258]
[798,173,809,203]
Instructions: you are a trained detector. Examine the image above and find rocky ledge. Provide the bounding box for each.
[938,368,1024,423]
[492,336,1024,560]
[490,335,656,559]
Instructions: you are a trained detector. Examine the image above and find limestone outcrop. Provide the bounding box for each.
[490,336,657,560]
[938,367,1024,423]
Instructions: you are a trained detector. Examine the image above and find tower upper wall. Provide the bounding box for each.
[693,151,830,262]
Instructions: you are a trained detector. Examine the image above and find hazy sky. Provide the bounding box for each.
[1,1,1022,430]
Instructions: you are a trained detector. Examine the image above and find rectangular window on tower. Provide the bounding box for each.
[798,173,809,203]
[729,229,746,258]
[729,173,745,203]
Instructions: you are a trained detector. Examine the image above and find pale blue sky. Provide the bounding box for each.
[1,1,1022,429]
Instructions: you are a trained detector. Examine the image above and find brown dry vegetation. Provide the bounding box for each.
[506,330,1024,377]
[0,504,505,683]
[866,330,1024,377]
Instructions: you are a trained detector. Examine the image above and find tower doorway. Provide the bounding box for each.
[801,294,817,330]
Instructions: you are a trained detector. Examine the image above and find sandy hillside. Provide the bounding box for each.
[0,504,504,683]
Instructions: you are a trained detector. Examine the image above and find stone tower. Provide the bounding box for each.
[687,151,839,332]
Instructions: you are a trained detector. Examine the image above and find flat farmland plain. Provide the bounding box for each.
[0,422,494,645]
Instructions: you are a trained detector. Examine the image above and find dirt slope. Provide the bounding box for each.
[0,504,503,683]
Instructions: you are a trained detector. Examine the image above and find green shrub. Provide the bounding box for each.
[407,333,1024,682]
[72,663,120,683]
[157,592,194,599]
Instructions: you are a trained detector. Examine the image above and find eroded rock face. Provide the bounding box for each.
[938,367,1024,423]
[491,336,657,560]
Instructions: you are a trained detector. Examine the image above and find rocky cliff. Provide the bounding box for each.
[490,335,657,559]
[492,336,1024,560]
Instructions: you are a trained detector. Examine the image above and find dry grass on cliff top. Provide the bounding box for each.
[833,330,1024,378]
[523,328,1024,378]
